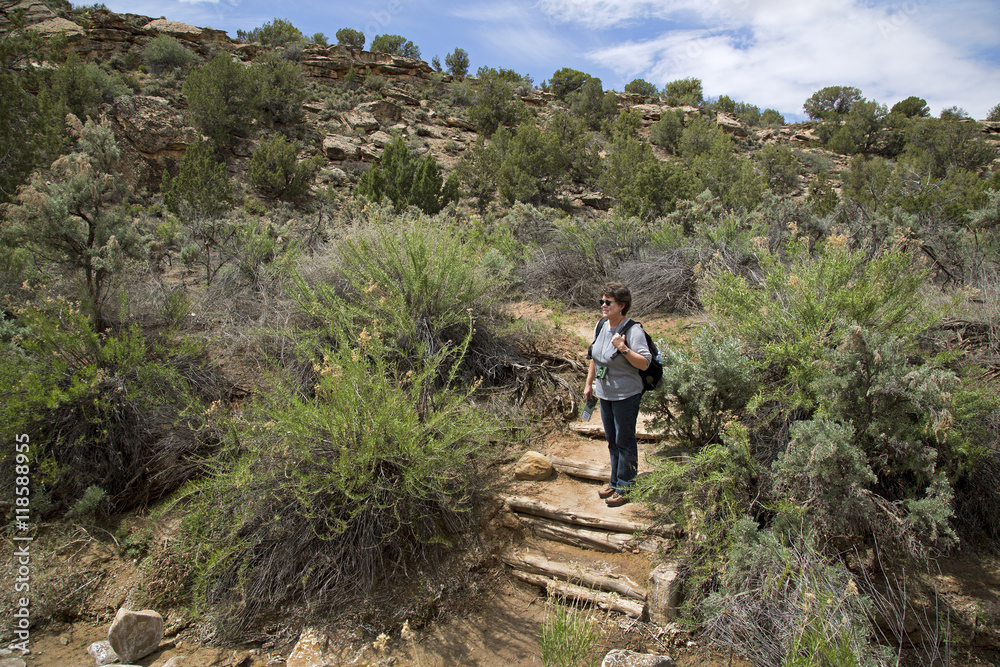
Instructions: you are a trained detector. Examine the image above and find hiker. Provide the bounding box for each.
[583,282,652,508]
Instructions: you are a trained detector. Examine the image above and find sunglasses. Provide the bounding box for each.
[599,299,615,307]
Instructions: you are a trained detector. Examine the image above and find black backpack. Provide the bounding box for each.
[588,318,663,393]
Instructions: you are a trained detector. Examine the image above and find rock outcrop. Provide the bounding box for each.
[109,95,198,188]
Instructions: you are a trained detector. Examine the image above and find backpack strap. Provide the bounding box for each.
[587,317,607,360]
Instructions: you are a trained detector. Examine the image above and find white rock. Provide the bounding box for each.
[87,640,119,666]
[602,649,675,667]
[107,608,163,663]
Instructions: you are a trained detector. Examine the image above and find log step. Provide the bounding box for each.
[502,551,646,601]
[501,495,681,539]
[517,514,668,553]
[511,570,645,619]
[550,455,608,482]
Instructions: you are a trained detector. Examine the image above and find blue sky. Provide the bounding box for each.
[94,0,1000,121]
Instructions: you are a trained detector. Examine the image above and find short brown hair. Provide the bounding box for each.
[602,282,632,316]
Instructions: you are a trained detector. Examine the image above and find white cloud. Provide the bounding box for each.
[575,0,1000,118]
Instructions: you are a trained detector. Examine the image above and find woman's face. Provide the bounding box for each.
[600,295,624,319]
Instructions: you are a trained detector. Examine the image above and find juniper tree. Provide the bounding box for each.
[3,119,144,329]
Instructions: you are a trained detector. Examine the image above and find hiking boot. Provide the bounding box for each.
[598,484,615,499]
[605,491,628,507]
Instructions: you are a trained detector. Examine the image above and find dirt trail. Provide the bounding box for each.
[18,306,735,666]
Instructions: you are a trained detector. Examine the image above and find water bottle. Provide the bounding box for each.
[581,395,598,421]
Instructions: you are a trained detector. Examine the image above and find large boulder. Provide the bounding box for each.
[107,608,163,663]
[355,100,403,126]
[109,95,198,188]
[715,111,748,137]
[342,110,380,132]
[323,135,361,161]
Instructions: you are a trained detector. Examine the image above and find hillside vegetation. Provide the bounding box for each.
[3,4,1000,665]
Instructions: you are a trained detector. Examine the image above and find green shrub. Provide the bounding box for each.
[0,301,217,518]
[252,52,306,129]
[600,126,694,219]
[988,103,1000,121]
[51,52,132,119]
[0,17,63,203]
[445,47,469,78]
[807,171,839,216]
[182,52,260,149]
[356,135,458,214]
[567,77,618,131]
[663,77,703,106]
[161,312,501,637]
[335,27,364,49]
[301,212,508,380]
[468,66,528,137]
[702,520,879,667]
[623,78,658,98]
[901,117,997,180]
[546,67,591,99]
[649,108,685,155]
[143,34,196,75]
[940,106,968,120]
[370,33,420,58]
[462,116,596,208]
[2,119,144,330]
[248,133,321,201]
[686,126,765,211]
[712,94,761,126]
[702,233,934,412]
[760,108,785,126]
[802,85,862,120]
[824,99,904,157]
[891,95,930,118]
[162,138,233,219]
[756,143,800,195]
[236,17,303,46]
[773,325,961,553]
[646,332,756,448]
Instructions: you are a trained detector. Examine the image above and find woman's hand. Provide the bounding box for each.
[583,383,593,400]
[611,332,627,353]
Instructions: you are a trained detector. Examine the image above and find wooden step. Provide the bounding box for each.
[516,514,667,553]
[570,411,665,442]
[503,551,646,600]
[511,570,645,618]
[501,495,681,540]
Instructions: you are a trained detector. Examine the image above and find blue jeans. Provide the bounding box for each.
[599,393,642,492]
